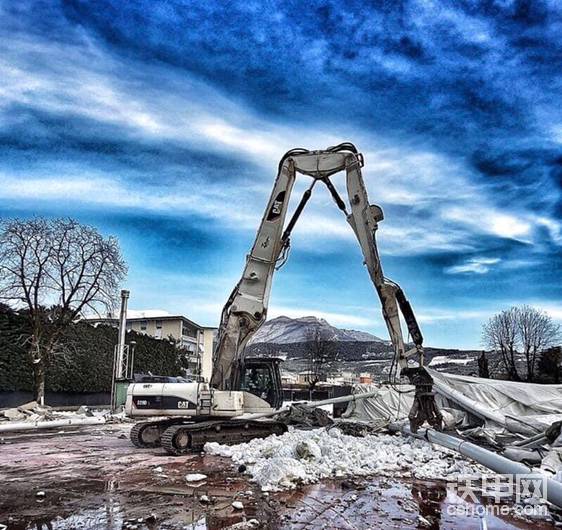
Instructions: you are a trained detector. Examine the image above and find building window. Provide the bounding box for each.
[182,323,197,338]
[155,320,162,329]
[140,320,147,331]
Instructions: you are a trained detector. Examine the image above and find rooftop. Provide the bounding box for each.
[84,314,203,330]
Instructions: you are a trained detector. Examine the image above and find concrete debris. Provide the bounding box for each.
[295,440,322,460]
[153,466,163,473]
[205,427,485,491]
[35,491,45,497]
[2,409,26,421]
[18,401,40,411]
[231,501,244,510]
[185,473,207,483]
[199,494,210,503]
[1,401,56,422]
[0,403,127,433]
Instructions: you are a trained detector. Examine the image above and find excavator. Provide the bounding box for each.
[125,143,442,455]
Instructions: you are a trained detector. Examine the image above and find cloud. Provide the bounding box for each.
[1,1,561,348]
[445,257,501,275]
[2,1,560,258]
[416,308,494,324]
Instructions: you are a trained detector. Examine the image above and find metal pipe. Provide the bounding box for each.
[390,422,562,510]
[516,435,548,449]
[0,416,106,433]
[245,388,384,420]
[512,432,548,447]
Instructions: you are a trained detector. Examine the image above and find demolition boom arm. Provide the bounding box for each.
[210,143,426,393]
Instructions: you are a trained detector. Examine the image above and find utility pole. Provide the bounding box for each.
[111,290,132,411]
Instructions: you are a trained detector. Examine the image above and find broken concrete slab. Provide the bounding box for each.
[1,409,26,421]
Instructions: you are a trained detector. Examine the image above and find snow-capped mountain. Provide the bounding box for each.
[250,316,387,344]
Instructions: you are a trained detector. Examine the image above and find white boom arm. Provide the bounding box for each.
[211,143,425,391]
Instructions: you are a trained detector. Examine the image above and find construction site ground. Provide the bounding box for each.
[0,424,557,530]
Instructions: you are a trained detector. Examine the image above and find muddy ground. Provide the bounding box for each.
[0,424,558,529]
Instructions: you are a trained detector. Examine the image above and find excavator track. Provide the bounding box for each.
[161,420,288,456]
[130,420,180,448]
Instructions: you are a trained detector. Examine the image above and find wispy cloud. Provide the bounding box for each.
[445,257,501,275]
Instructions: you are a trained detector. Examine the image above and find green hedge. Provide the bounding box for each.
[0,308,189,393]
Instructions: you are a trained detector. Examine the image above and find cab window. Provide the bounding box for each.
[240,365,274,404]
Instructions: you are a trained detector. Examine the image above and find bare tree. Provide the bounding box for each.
[482,306,560,382]
[516,305,560,382]
[482,308,520,380]
[0,218,127,404]
[305,326,338,394]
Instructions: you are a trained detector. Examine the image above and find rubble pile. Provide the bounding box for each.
[205,426,486,491]
[0,401,57,423]
[0,402,125,428]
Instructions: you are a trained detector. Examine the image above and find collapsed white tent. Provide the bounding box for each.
[344,368,562,435]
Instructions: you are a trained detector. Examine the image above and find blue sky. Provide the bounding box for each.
[1,0,561,348]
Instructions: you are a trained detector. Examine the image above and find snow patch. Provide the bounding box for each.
[429,356,473,367]
[205,427,485,491]
[185,473,207,483]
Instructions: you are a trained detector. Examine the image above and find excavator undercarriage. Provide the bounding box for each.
[131,418,287,454]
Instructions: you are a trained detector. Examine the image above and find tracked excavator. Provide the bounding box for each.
[126,143,442,455]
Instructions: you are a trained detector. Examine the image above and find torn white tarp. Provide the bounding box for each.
[344,369,562,436]
[428,369,562,434]
[342,383,415,423]
[342,381,460,429]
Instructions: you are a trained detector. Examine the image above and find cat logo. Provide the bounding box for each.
[266,191,286,221]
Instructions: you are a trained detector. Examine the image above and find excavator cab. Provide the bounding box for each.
[236,357,284,409]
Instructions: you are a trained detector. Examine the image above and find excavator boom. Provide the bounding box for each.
[127,142,441,454]
[210,143,442,431]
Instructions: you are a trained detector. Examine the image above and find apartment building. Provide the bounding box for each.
[86,314,217,382]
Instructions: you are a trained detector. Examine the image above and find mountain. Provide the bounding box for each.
[249,316,387,344]
[246,316,483,376]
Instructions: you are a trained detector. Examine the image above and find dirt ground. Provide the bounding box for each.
[0,424,558,529]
